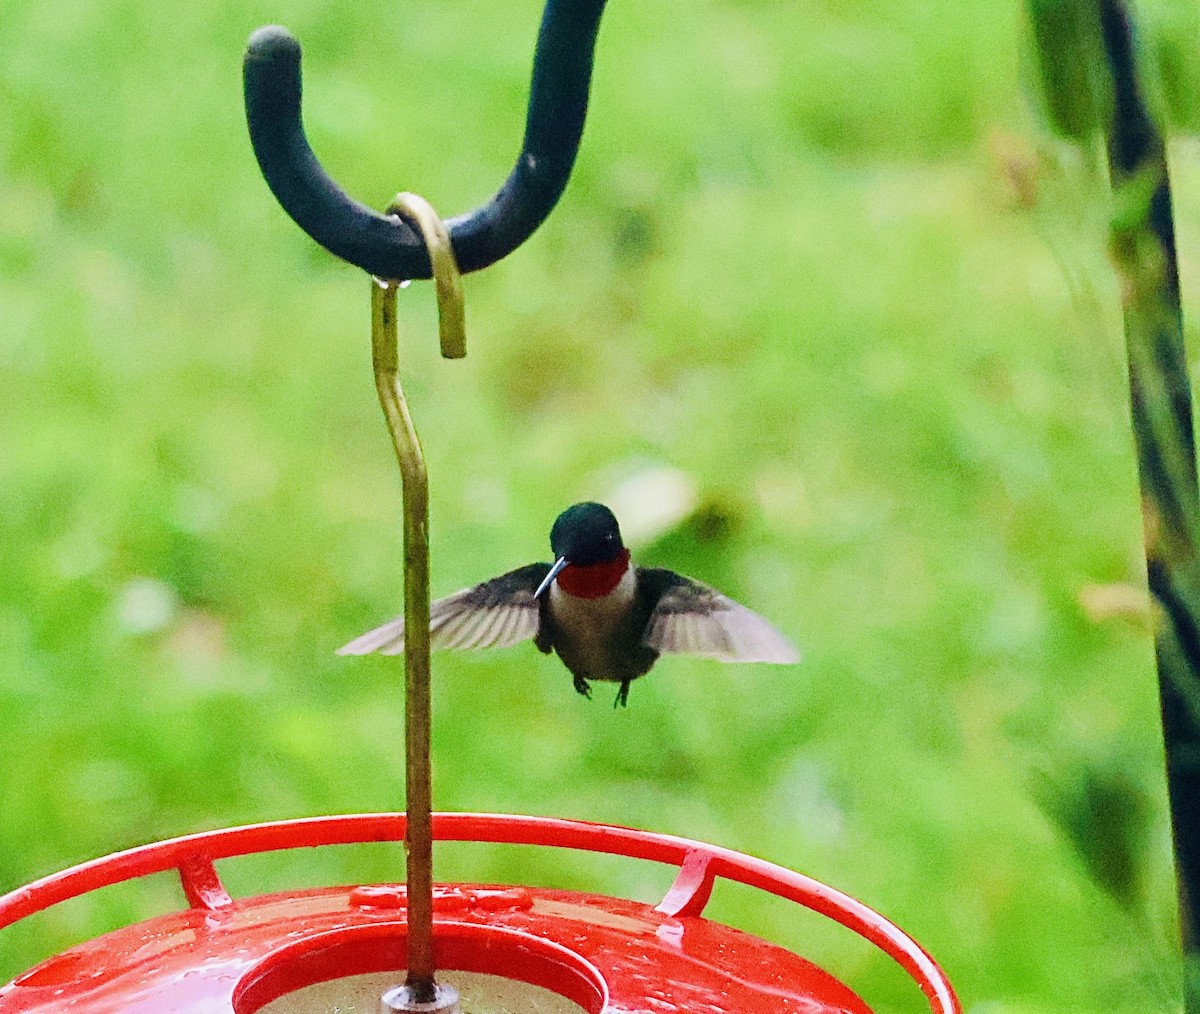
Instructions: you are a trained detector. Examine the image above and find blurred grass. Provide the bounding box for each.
[0,0,1198,1010]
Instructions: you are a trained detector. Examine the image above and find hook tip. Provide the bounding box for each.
[245,24,301,64]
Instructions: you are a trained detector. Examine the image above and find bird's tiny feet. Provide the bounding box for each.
[573,675,592,699]
[614,681,630,708]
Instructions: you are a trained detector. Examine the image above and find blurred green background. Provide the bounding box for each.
[2,0,1199,1010]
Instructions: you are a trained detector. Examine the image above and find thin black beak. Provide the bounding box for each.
[535,557,569,598]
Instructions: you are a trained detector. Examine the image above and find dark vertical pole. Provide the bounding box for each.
[1099,1,1200,1006]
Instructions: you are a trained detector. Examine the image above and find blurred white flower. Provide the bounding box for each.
[115,577,179,635]
[604,466,698,546]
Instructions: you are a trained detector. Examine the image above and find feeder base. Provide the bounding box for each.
[379,981,460,1014]
[2,884,870,1014]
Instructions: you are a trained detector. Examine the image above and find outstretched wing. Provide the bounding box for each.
[638,569,800,663]
[338,563,551,656]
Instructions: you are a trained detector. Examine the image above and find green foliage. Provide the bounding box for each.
[1139,0,1200,132]
[1033,749,1157,909]
[1025,0,1200,142]
[1,0,1198,1011]
[1025,0,1112,141]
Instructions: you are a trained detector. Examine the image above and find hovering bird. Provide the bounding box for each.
[339,502,799,706]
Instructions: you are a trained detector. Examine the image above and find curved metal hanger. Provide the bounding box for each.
[243,0,609,280]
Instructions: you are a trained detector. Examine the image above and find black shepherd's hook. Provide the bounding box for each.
[243,0,609,280]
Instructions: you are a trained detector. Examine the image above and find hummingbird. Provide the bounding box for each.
[338,501,799,706]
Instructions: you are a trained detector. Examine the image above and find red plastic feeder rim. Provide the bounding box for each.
[0,811,960,1013]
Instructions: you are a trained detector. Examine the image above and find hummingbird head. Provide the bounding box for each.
[549,501,624,565]
[536,502,629,599]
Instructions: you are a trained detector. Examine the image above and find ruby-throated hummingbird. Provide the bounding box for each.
[339,502,799,706]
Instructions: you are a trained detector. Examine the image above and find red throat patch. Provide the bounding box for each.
[556,549,631,599]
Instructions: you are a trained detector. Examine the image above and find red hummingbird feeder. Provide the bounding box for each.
[0,812,959,1013]
[0,6,962,1012]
